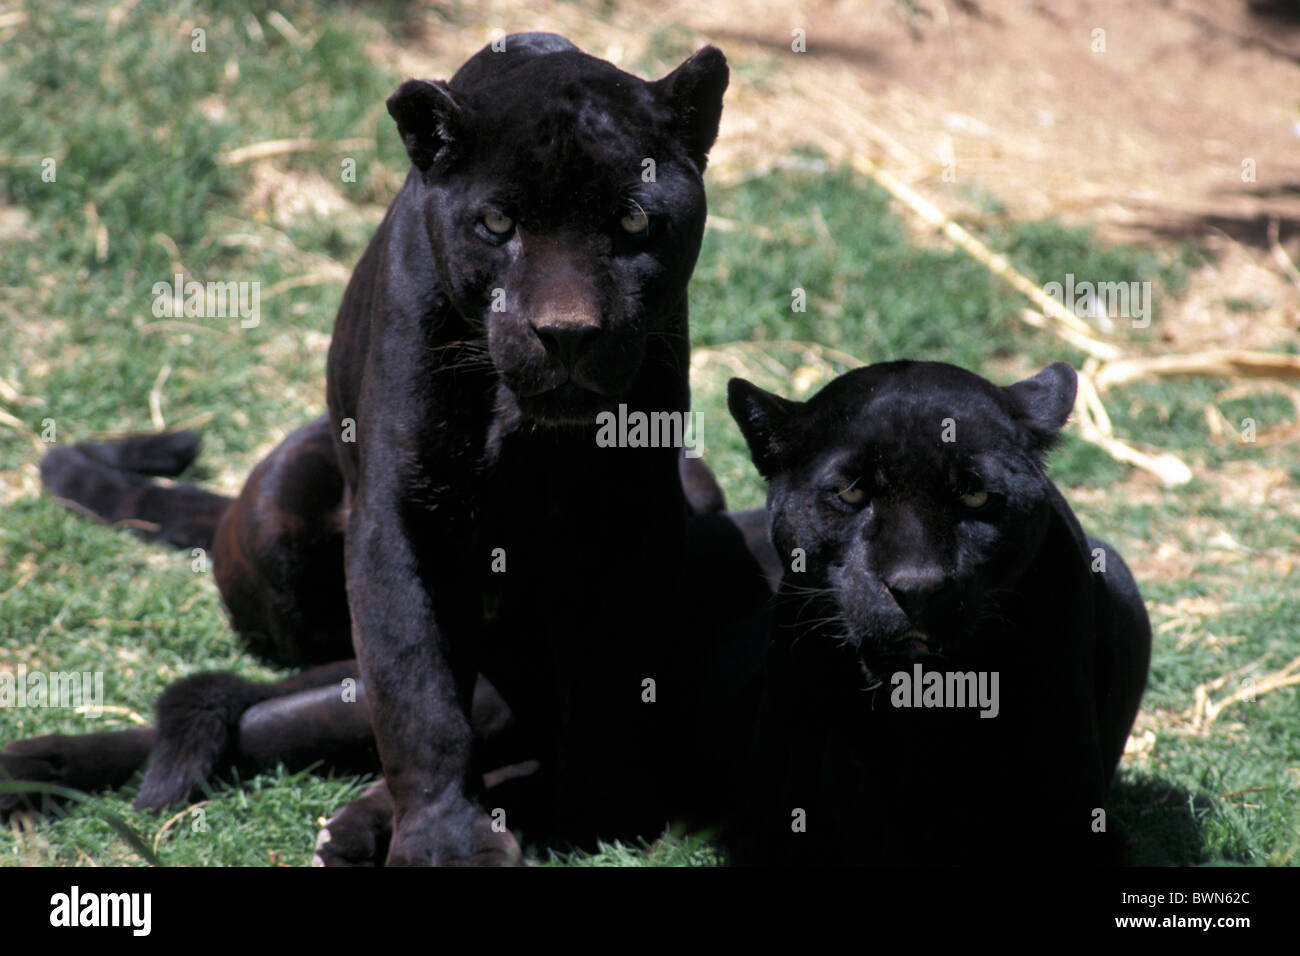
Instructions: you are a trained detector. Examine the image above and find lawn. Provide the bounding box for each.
[1,0,1296,866]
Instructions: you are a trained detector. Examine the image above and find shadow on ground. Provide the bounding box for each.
[1109,777,1220,866]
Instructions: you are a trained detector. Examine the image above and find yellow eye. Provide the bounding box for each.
[837,486,866,505]
[961,490,989,509]
[482,212,514,235]
[620,208,649,234]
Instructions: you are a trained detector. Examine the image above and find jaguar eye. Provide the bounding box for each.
[960,490,989,509]
[482,212,514,236]
[837,486,866,505]
[620,207,649,234]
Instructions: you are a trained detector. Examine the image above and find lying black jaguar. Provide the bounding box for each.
[725,360,1151,864]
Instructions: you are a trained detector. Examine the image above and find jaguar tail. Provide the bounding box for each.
[39,431,232,550]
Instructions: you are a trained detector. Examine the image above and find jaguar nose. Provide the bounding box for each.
[885,567,947,621]
[533,322,602,370]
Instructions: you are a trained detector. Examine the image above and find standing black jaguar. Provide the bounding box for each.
[6,33,746,866]
[726,360,1151,864]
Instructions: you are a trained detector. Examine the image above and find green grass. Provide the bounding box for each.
[2,0,1297,866]
[539,830,726,867]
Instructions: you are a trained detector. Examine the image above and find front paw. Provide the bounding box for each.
[385,801,523,867]
[313,779,394,867]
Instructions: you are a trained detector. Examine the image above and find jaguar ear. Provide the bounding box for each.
[728,377,802,478]
[1005,361,1077,455]
[387,79,463,171]
[652,46,729,173]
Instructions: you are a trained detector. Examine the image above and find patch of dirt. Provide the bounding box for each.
[364,0,1300,355]
[1202,458,1298,510]
[0,462,39,506]
[245,164,356,228]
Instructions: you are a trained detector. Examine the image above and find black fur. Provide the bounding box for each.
[726,360,1151,865]
[40,432,227,550]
